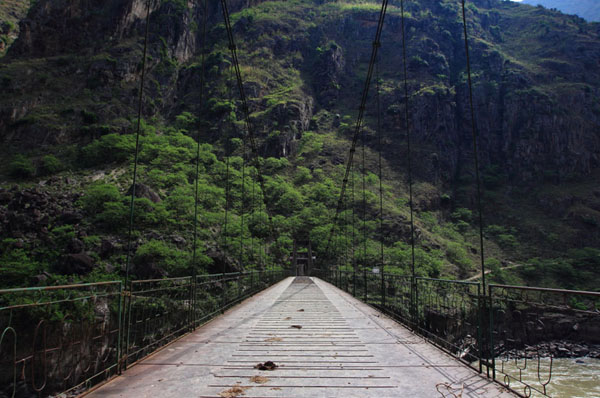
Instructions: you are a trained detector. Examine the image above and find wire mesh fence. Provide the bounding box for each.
[0,269,288,397]
[319,268,600,398]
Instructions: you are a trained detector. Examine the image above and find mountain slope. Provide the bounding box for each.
[1,0,599,290]
[521,0,600,22]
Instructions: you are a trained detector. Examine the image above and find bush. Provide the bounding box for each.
[9,155,35,178]
[451,207,472,222]
[79,184,122,214]
[133,240,190,277]
[446,242,472,277]
[80,133,135,165]
[40,155,63,175]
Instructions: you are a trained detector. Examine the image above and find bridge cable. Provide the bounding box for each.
[191,0,210,314]
[362,103,367,274]
[124,0,152,290]
[220,0,277,247]
[375,59,384,273]
[240,131,246,269]
[222,64,235,274]
[250,155,255,265]
[399,0,417,314]
[351,158,357,291]
[461,0,486,289]
[323,0,389,266]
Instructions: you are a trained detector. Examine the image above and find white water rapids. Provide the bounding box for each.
[496,357,600,397]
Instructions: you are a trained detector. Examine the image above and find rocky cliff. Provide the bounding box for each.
[1,0,599,288]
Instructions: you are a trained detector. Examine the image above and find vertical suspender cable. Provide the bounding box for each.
[323,0,389,261]
[124,0,152,290]
[123,0,151,370]
[399,0,417,320]
[240,135,246,269]
[191,0,209,328]
[351,158,356,292]
[220,0,276,242]
[461,1,488,375]
[223,65,235,275]
[362,113,367,271]
[250,159,255,265]
[376,60,384,272]
[461,0,486,289]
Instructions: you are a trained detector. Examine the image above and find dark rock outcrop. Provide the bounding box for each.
[58,252,95,275]
[126,183,161,203]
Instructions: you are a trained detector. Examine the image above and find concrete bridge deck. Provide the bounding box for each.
[86,277,515,398]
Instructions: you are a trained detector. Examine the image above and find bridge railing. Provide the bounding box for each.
[0,282,123,397]
[319,268,600,398]
[489,284,600,397]
[0,269,288,397]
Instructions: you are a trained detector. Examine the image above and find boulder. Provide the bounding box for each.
[58,253,95,275]
[67,238,85,253]
[126,183,161,203]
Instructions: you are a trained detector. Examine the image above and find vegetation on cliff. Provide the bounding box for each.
[0,0,599,291]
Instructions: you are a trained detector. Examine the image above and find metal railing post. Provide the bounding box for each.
[221,273,226,312]
[489,284,496,380]
[117,282,123,375]
[363,268,368,302]
[381,271,385,307]
[477,283,483,374]
[125,281,133,370]
[412,278,418,329]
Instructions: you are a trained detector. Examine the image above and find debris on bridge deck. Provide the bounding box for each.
[86,277,516,398]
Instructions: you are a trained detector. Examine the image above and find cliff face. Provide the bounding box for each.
[2,0,599,183]
[1,0,599,287]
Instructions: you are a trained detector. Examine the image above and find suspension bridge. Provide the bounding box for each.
[1,0,599,397]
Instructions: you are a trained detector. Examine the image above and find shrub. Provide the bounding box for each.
[40,155,63,175]
[133,240,190,277]
[9,155,35,178]
[79,184,122,214]
[446,242,472,276]
[80,133,135,165]
[451,207,472,222]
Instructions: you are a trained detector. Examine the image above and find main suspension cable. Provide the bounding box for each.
[192,0,210,282]
[461,0,486,288]
[220,0,276,243]
[240,132,246,269]
[362,110,367,270]
[375,60,384,271]
[124,0,152,289]
[323,0,389,262]
[399,0,416,280]
[222,64,234,274]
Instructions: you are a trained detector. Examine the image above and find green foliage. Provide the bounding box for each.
[79,184,121,214]
[265,177,304,216]
[81,133,136,165]
[386,242,443,278]
[298,132,323,157]
[263,157,289,174]
[0,239,40,286]
[133,240,191,277]
[446,242,472,277]
[451,208,472,222]
[81,109,99,124]
[9,154,35,178]
[40,154,63,175]
[175,111,197,131]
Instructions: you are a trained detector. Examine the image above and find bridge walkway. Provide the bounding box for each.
[86,277,515,398]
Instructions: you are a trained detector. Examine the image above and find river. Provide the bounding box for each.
[496,357,600,397]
